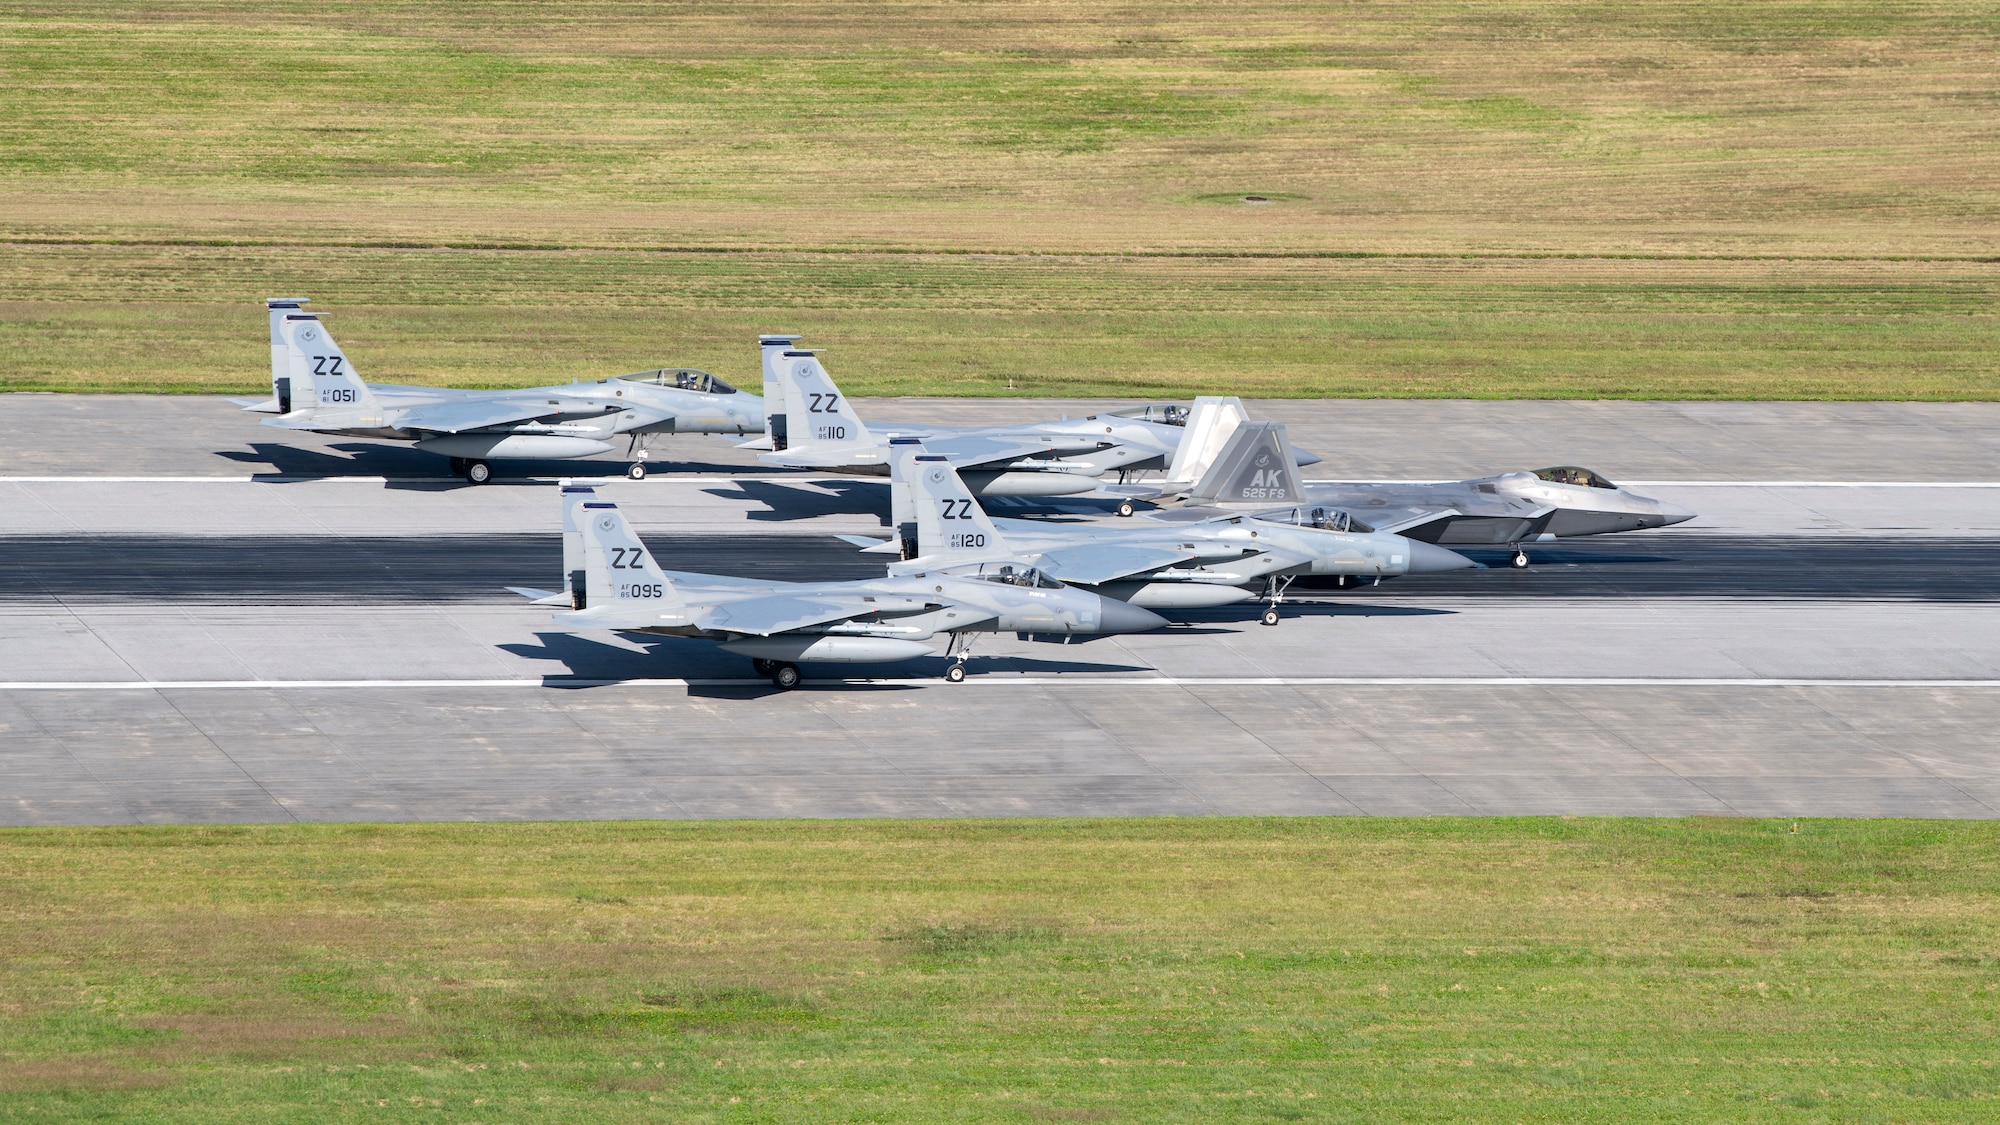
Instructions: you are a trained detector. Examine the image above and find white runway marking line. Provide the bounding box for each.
[0,474,828,484]
[8,476,2000,488]
[4,677,2000,692]
[1313,481,2000,488]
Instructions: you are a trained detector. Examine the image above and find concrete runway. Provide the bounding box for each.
[2,395,1997,824]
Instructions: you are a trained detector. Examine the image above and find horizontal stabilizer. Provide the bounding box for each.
[834,534,903,553]
[505,586,571,605]
[230,396,285,413]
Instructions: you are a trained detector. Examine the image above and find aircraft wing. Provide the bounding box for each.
[918,433,1073,470]
[393,394,620,435]
[1034,543,1202,585]
[759,433,1059,471]
[1350,505,1556,546]
[1350,505,1468,536]
[693,593,940,637]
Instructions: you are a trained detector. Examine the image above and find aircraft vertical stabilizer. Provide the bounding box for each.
[775,350,873,450]
[577,500,682,609]
[560,481,598,607]
[757,334,801,450]
[1188,421,1306,506]
[898,443,1013,562]
[1164,396,1250,485]
[261,297,310,413]
[280,313,379,416]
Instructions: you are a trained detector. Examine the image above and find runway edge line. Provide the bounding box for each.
[5,676,2000,691]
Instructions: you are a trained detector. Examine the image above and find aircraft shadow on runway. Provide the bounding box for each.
[703,479,889,524]
[1171,604,1456,627]
[499,631,1152,690]
[216,442,749,486]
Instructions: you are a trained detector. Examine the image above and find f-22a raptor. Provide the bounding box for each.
[513,483,1168,689]
[240,299,764,483]
[1159,418,1696,567]
[841,439,1476,625]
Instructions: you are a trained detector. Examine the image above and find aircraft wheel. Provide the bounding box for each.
[1260,608,1281,627]
[627,462,648,481]
[750,658,776,675]
[1116,500,1136,517]
[1511,551,1530,569]
[945,664,967,683]
[770,662,801,690]
[465,460,492,485]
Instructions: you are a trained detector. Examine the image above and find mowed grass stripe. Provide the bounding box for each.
[1,244,1993,398]
[1,818,1997,1121]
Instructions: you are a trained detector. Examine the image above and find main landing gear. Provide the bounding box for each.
[448,457,493,484]
[1116,500,1136,518]
[752,659,801,690]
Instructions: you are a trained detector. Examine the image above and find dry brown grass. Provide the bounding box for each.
[2,3,1996,397]
[3,2,1998,256]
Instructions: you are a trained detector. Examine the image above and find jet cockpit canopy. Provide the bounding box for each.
[972,563,1063,589]
[1533,466,1616,489]
[1102,403,1190,426]
[615,369,739,394]
[1252,506,1370,533]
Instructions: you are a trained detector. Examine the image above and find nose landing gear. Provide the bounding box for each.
[1259,574,1295,626]
[943,633,975,682]
[625,434,655,480]
[1510,548,1530,569]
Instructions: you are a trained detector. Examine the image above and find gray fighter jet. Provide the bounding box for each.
[749,336,1311,502]
[847,441,1475,624]
[1170,420,1695,567]
[240,300,763,483]
[517,483,1167,689]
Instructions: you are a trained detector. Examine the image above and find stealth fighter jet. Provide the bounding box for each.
[1170,420,1696,567]
[849,441,1475,624]
[748,336,1313,502]
[241,300,763,482]
[516,483,1167,688]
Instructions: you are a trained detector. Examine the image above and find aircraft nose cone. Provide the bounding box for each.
[1095,597,1170,634]
[1654,499,1697,526]
[1406,540,1481,573]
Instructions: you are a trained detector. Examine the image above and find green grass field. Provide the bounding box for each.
[1,1,1996,397]
[2,818,1997,1122]
[3,245,1995,398]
